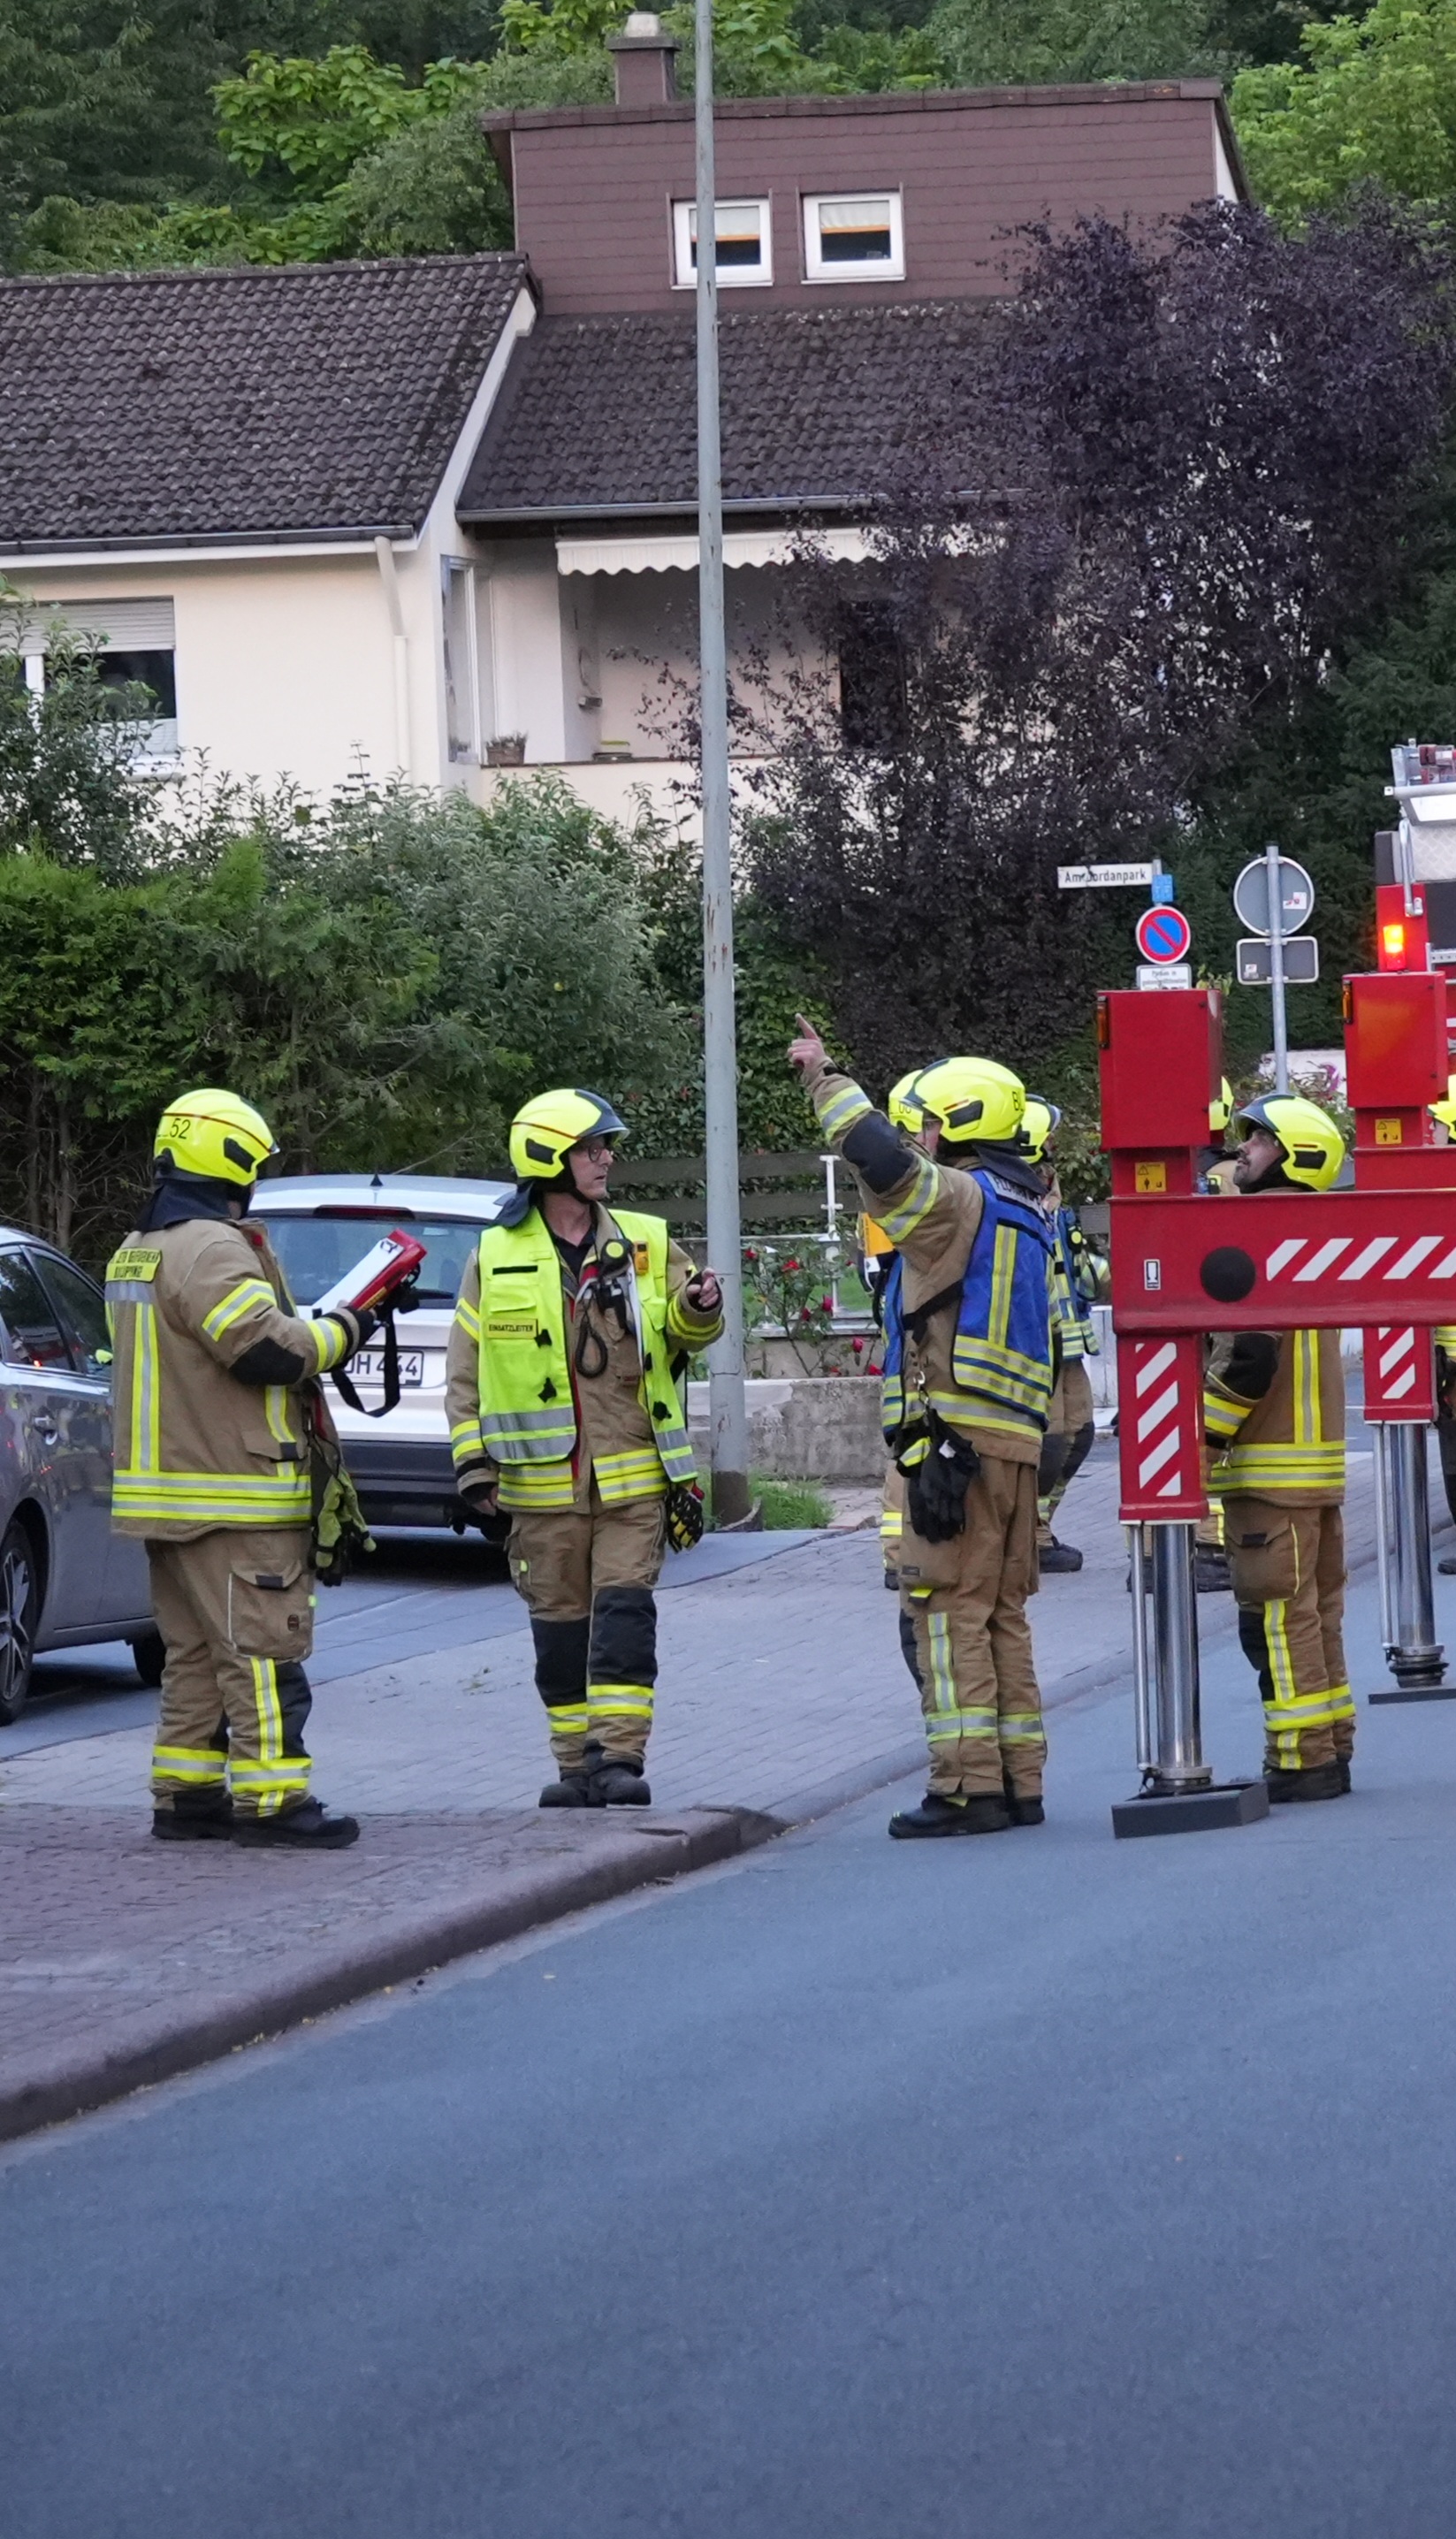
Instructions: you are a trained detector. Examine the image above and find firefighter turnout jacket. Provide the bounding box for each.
[1203,1325,1345,1504]
[1047,1176,1104,1366]
[807,1064,1056,1467]
[446,1203,722,1513]
[105,1218,356,1538]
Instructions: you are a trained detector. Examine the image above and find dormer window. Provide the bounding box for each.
[672,198,773,288]
[804,191,904,283]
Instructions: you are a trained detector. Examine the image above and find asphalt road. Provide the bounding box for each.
[11,1566,1456,2539]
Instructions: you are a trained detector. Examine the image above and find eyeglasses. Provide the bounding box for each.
[575,1139,615,1163]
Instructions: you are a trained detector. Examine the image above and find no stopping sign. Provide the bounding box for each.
[1134,904,1193,965]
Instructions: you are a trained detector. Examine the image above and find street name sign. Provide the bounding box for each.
[1237,935,1319,986]
[1232,857,1315,937]
[1057,862,1158,888]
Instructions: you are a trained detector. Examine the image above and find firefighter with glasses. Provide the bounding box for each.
[789,1021,1056,1838]
[106,1090,372,1846]
[1203,1094,1353,1801]
[446,1088,723,1808]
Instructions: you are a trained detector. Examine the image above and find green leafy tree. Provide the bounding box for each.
[929,0,1230,89]
[0,595,164,872]
[1233,0,1456,221]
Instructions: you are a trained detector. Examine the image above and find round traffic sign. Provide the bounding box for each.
[1232,856,1315,938]
[1134,903,1193,965]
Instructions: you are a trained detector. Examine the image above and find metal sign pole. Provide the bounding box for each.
[1266,837,1290,1095]
[695,0,750,1529]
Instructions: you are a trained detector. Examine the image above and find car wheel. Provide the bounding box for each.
[130,1628,166,1689]
[0,1518,40,1727]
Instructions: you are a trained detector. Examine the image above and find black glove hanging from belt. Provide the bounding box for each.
[903,1418,981,1544]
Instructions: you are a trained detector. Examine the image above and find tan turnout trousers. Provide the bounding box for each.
[1036,1356,1096,1547]
[508,1488,667,1772]
[148,1523,316,1818]
[1223,1498,1353,1773]
[898,1456,1045,1801]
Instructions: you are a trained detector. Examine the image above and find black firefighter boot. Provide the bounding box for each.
[539,1772,594,1809]
[1038,1537,1084,1574]
[152,1787,233,1841]
[888,1789,1011,1839]
[1002,1773,1046,1826]
[1264,1761,1344,1804]
[232,1797,360,1847]
[583,1742,652,1806]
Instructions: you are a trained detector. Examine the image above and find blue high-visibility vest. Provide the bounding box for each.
[880,1169,1056,1450]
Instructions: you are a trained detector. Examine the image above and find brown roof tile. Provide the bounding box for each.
[0,254,530,550]
[458,301,988,520]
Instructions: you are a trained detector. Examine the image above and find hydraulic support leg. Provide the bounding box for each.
[1369,1422,1449,1701]
[1113,1522,1269,1837]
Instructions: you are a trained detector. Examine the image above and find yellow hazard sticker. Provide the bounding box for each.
[107,1247,161,1281]
[1134,1161,1167,1193]
[1376,1117,1403,1145]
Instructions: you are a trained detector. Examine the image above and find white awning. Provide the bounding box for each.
[555,527,871,576]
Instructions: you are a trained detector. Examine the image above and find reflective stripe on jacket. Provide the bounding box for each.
[880,1169,1056,1451]
[1205,1327,1345,1505]
[446,1206,713,1512]
[105,1219,348,1539]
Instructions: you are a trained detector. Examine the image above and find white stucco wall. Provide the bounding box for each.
[11,553,402,797]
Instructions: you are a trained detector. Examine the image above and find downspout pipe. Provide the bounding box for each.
[374,536,412,778]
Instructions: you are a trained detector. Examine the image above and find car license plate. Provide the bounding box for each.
[350,1349,425,1388]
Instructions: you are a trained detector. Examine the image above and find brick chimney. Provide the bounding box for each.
[607,10,678,104]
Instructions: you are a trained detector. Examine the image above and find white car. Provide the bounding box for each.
[250,1174,511,1533]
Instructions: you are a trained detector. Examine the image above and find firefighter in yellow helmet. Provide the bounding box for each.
[1429,1077,1456,1567]
[1203,1094,1353,1801]
[789,1023,1056,1838]
[860,1069,935,1592]
[446,1088,723,1806]
[1020,1098,1106,1574]
[1189,1077,1239,1590]
[105,1092,374,1845]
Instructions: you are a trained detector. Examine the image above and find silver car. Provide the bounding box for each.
[250,1174,512,1532]
[0,1229,159,1725]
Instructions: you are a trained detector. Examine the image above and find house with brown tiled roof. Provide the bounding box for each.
[0,43,1244,808]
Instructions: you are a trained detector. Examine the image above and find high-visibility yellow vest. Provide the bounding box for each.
[473,1209,697,1507]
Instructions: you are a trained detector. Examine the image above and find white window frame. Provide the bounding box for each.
[672,197,774,291]
[802,189,904,285]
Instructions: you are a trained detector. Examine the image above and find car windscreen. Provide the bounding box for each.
[254,1212,495,1309]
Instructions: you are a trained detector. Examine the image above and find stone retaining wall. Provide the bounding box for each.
[687,1376,885,1482]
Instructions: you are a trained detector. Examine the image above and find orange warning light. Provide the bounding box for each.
[1381,921,1407,968]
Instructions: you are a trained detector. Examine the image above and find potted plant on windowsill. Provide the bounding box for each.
[486,734,527,766]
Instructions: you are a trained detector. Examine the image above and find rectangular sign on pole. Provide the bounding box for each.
[1237,935,1319,986]
[1135,962,1193,991]
[1057,862,1158,889]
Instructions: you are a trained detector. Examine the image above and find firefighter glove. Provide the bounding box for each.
[907,1430,981,1543]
